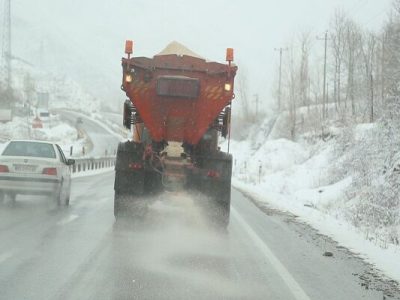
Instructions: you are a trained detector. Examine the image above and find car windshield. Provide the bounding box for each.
[1,141,56,159]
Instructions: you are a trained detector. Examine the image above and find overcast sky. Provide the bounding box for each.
[8,0,394,109]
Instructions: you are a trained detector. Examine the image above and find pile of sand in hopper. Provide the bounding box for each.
[155,41,204,59]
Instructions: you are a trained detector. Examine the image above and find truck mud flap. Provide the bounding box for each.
[114,141,145,194]
[114,170,145,195]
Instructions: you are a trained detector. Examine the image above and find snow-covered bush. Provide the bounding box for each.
[336,98,400,245]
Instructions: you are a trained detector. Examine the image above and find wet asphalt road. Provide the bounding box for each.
[0,170,399,300]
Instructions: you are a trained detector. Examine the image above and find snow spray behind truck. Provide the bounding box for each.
[114,41,237,227]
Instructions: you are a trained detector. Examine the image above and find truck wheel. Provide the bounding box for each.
[220,195,231,228]
[214,182,231,229]
[215,201,230,229]
[198,152,232,229]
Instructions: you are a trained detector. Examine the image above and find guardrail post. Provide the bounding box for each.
[72,156,116,175]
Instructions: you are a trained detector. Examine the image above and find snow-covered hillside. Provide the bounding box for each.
[227,102,400,282]
[10,58,101,113]
[0,115,88,158]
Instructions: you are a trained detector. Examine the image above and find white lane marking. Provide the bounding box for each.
[0,252,13,264]
[231,207,312,300]
[57,214,79,226]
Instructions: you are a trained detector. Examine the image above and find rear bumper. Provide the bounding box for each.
[0,175,60,195]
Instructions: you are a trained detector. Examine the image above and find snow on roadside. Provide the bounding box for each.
[0,115,87,158]
[62,110,126,142]
[35,122,88,157]
[233,177,400,283]
[226,128,400,283]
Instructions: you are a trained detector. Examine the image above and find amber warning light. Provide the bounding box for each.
[226,48,234,62]
[125,40,133,57]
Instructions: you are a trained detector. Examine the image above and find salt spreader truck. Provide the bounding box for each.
[114,41,238,227]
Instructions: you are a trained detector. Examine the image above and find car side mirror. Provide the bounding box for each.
[67,159,75,166]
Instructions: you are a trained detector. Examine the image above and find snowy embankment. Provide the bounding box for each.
[68,110,127,142]
[0,115,88,158]
[226,114,400,283]
[0,114,115,179]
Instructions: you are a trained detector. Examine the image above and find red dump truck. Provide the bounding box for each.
[114,41,238,227]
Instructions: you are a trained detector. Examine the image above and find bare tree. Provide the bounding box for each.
[236,69,252,123]
[382,7,400,97]
[393,0,400,15]
[361,32,377,122]
[344,19,362,116]
[299,31,311,109]
[330,9,348,110]
[285,45,298,139]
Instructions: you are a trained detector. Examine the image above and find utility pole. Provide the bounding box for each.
[370,74,374,123]
[381,33,385,103]
[274,48,287,112]
[317,31,328,120]
[1,0,11,90]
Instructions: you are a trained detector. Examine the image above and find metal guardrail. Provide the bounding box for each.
[71,156,116,174]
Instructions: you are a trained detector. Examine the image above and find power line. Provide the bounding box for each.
[362,7,389,27]
[347,0,370,18]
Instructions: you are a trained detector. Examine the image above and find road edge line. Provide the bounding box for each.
[231,207,311,300]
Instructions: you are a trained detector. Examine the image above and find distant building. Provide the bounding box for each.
[37,92,49,110]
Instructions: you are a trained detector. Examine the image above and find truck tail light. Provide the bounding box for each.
[207,170,220,178]
[224,83,232,91]
[0,165,9,173]
[129,162,143,170]
[42,167,57,176]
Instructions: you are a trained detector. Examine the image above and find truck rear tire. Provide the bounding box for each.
[216,200,230,228]
[210,181,231,229]
[195,152,232,229]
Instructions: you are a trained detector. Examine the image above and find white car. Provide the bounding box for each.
[0,140,75,206]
